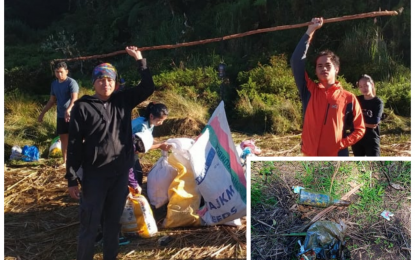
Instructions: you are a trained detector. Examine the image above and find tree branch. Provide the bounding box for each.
[50,10,399,65]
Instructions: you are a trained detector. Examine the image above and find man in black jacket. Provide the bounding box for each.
[65,46,154,260]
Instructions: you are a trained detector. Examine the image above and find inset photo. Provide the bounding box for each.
[250,161,410,260]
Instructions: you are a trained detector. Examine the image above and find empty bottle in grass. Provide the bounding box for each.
[298,189,351,208]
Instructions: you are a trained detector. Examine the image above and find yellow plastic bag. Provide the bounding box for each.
[163,153,201,228]
[120,191,158,238]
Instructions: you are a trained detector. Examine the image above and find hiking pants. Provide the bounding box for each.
[77,170,129,260]
[352,137,380,156]
[337,148,349,156]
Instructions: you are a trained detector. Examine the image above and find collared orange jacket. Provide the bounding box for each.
[290,34,365,156]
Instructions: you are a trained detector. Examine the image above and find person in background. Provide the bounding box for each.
[290,17,365,156]
[130,102,171,188]
[351,74,384,156]
[65,46,154,260]
[38,62,79,165]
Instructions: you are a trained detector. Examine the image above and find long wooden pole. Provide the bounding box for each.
[50,10,399,65]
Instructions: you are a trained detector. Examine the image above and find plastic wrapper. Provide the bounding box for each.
[299,221,347,259]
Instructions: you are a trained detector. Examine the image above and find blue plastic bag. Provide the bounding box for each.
[21,145,40,162]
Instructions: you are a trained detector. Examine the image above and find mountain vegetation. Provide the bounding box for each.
[4,0,411,154]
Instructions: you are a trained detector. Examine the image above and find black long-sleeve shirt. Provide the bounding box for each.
[357,95,384,138]
[65,59,155,187]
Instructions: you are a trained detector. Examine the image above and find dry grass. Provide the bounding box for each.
[231,131,410,157]
[146,91,209,124]
[152,117,205,137]
[4,87,411,160]
[4,162,246,260]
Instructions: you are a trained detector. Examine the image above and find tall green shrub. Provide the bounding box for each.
[153,67,221,107]
[376,67,411,117]
[234,55,302,134]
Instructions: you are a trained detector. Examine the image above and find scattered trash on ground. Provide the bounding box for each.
[21,145,40,162]
[236,139,262,167]
[9,145,23,160]
[390,183,405,190]
[292,186,305,194]
[297,221,350,260]
[240,140,262,155]
[381,210,394,221]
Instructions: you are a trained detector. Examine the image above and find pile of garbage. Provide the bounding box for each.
[120,102,247,237]
[10,136,62,162]
[9,145,40,162]
[291,187,352,259]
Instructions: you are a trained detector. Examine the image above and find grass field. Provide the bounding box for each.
[250,161,411,260]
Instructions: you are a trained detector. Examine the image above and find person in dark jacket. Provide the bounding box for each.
[351,74,384,156]
[65,46,154,260]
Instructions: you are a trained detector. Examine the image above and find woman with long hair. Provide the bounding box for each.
[351,74,384,156]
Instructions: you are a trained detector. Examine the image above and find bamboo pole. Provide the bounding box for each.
[50,10,399,65]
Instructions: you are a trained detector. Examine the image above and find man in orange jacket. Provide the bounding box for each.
[290,17,365,156]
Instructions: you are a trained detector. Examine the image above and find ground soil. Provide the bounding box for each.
[4,162,246,260]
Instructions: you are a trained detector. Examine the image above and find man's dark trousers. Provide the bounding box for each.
[77,170,129,260]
